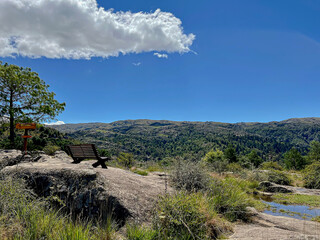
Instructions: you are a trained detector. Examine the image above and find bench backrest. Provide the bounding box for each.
[67,144,99,161]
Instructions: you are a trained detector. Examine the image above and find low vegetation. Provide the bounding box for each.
[0,177,116,240]
[272,193,320,207]
[126,224,156,240]
[170,158,210,192]
[303,162,320,189]
[266,170,292,185]
[260,161,283,171]
[153,192,232,240]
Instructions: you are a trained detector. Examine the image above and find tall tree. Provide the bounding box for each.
[284,148,306,170]
[307,141,320,162]
[224,144,237,163]
[0,62,65,147]
[203,149,224,164]
[247,149,263,167]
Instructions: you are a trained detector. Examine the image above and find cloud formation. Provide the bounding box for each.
[44,121,65,126]
[0,0,195,59]
[154,52,168,59]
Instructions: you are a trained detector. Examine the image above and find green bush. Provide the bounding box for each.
[245,169,291,185]
[97,148,111,157]
[207,178,256,222]
[245,170,268,183]
[43,144,60,155]
[117,152,135,168]
[260,161,283,171]
[304,162,320,189]
[284,148,306,170]
[0,177,116,240]
[203,149,228,173]
[153,192,231,239]
[170,158,210,192]
[246,150,263,168]
[266,170,292,186]
[227,163,244,173]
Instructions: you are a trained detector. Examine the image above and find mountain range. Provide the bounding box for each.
[50,118,320,161]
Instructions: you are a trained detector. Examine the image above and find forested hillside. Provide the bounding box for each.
[51,118,320,161]
[0,124,79,153]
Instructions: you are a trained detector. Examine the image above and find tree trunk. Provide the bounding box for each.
[9,89,15,148]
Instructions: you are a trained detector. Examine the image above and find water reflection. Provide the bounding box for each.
[263,201,320,221]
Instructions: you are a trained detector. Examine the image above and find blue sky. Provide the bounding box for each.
[1,0,320,124]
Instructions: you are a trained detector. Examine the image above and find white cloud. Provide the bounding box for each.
[44,121,65,126]
[154,52,168,59]
[0,0,195,59]
[0,115,9,123]
[133,62,141,66]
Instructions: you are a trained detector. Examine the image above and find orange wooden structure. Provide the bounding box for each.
[16,123,36,154]
[16,123,36,130]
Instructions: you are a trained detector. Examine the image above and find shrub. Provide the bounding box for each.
[153,192,231,239]
[203,149,224,164]
[266,170,292,186]
[203,149,228,173]
[304,162,320,189]
[207,178,255,222]
[238,156,252,169]
[170,158,210,192]
[247,150,263,168]
[117,152,135,168]
[227,163,244,173]
[97,148,111,157]
[245,169,291,185]
[224,145,237,163]
[260,161,283,171]
[43,144,60,155]
[246,170,268,183]
[0,177,116,240]
[284,148,306,170]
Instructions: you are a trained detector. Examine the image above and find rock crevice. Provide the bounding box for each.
[0,150,171,224]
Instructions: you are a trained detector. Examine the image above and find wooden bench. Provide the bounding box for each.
[67,144,110,169]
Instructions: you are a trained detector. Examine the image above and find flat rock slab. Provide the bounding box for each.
[83,160,171,222]
[285,186,320,196]
[230,212,320,240]
[1,151,172,223]
[0,149,23,169]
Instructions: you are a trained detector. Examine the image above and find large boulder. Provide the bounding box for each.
[1,151,171,225]
[258,181,293,193]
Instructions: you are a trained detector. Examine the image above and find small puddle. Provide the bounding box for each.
[254,193,320,220]
[263,201,320,220]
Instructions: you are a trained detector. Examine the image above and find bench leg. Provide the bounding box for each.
[92,160,108,169]
[100,161,108,169]
[92,161,100,168]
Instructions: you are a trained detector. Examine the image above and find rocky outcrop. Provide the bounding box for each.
[1,150,171,225]
[257,181,320,196]
[231,208,320,240]
[0,149,24,170]
[284,185,320,196]
[258,181,293,193]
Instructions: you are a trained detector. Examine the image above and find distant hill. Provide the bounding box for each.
[51,118,320,161]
